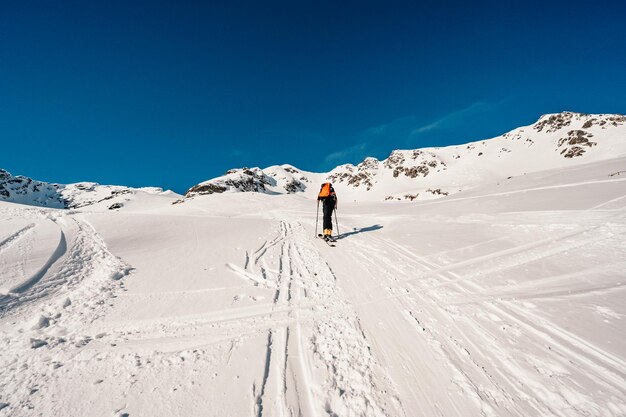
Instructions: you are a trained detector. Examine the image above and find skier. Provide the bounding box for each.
[317,182,337,241]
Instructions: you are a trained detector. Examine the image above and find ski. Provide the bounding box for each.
[317,234,336,247]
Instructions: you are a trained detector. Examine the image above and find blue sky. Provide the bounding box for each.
[1,0,625,193]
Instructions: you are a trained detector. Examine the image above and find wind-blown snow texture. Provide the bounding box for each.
[1,112,625,417]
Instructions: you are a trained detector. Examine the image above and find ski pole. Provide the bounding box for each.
[334,206,340,239]
[315,200,320,237]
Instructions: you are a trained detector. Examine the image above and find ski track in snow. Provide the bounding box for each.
[323,204,626,416]
[240,220,400,417]
[0,223,36,255]
[0,205,133,414]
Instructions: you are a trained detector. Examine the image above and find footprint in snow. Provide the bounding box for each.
[595,306,621,320]
[30,338,48,349]
[113,407,129,417]
[31,315,51,330]
[74,336,92,347]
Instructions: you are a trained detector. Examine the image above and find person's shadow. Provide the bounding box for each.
[337,224,383,240]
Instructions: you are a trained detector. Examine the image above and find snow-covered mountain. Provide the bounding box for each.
[0,169,177,210]
[4,112,624,207]
[0,169,66,208]
[185,112,626,202]
[2,110,626,417]
[2,148,626,417]
[185,165,311,198]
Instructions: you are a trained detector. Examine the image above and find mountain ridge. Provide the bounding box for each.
[0,169,173,210]
[184,111,626,202]
[3,111,625,208]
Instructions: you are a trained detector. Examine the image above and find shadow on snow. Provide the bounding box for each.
[337,224,383,240]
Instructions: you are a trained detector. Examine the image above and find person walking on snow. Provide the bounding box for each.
[317,182,337,241]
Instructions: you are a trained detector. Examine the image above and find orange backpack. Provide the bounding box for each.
[318,182,333,198]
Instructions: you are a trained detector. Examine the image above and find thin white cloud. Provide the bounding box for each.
[411,120,440,134]
[362,116,416,136]
[324,142,367,164]
[321,98,506,169]
[410,101,489,136]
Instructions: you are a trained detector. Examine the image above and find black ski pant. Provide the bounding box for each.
[322,199,335,230]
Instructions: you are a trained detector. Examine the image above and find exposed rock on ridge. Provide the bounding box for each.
[184,111,626,202]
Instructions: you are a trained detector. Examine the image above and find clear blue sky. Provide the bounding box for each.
[2,0,625,193]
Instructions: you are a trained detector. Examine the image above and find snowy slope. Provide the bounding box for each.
[1,155,625,416]
[185,112,626,202]
[0,169,180,210]
[1,111,626,416]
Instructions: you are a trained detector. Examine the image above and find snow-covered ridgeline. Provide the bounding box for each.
[185,165,311,198]
[185,111,626,201]
[3,111,625,208]
[0,169,175,210]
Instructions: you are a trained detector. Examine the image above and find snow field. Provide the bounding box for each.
[0,154,625,416]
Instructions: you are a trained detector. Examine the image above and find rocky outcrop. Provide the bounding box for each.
[186,183,228,195]
[383,150,446,179]
[0,169,66,208]
[533,112,626,133]
[326,150,447,192]
[581,115,626,129]
[184,165,309,198]
[327,158,380,190]
[557,130,596,158]
[533,112,577,133]
[0,169,161,209]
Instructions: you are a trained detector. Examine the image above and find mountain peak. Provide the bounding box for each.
[533,111,626,133]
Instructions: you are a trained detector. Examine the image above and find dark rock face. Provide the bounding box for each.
[0,169,142,209]
[393,164,430,179]
[385,150,444,179]
[0,169,67,207]
[184,168,271,197]
[534,112,626,134]
[184,165,309,198]
[384,151,406,169]
[224,168,271,192]
[581,115,626,129]
[67,187,132,209]
[557,130,596,158]
[284,180,305,193]
[534,112,577,133]
[347,172,373,189]
[327,168,355,186]
[328,150,447,190]
[427,188,449,196]
[186,183,228,195]
[328,163,375,190]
